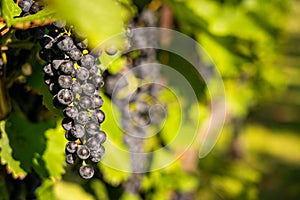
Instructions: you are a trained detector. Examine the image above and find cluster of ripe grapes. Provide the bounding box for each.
[15,0,109,179]
[40,24,108,179]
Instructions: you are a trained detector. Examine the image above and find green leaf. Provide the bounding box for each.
[4,113,56,178]
[10,8,56,27]
[90,179,109,200]
[54,181,95,200]
[42,121,66,179]
[36,179,56,200]
[49,0,129,47]
[1,0,21,27]
[0,120,27,179]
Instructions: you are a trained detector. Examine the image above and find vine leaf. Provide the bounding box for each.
[1,0,21,27]
[12,8,56,29]
[42,121,66,180]
[4,113,56,178]
[0,120,27,179]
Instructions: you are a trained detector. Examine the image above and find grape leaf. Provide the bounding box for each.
[1,0,21,27]
[11,8,56,27]
[50,0,130,48]
[36,179,56,200]
[5,113,56,178]
[0,120,27,179]
[42,121,66,179]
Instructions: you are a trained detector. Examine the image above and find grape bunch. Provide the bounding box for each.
[39,23,106,179]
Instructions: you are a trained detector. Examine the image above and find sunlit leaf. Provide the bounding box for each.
[0,120,27,179]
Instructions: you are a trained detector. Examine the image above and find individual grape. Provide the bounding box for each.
[79,164,94,179]
[90,145,105,162]
[89,65,98,76]
[57,35,74,52]
[58,75,73,89]
[80,54,95,69]
[86,137,100,150]
[91,95,103,109]
[68,48,82,61]
[66,141,78,153]
[29,1,43,14]
[94,130,107,144]
[75,111,89,125]
[60,61,75,75]
[79,96,92,110]
[76,67,89,82]
[43,64,54,76]
[71,82,82,95]
[71,124,85,138]
[66,154,76,165]
[64,106,78,119]
[65,130,77,141]
[18,0,33,12]
[91,110,105,124]
[52,95,67,109]
[77,145,90,160]
[57,89,73,105]
[82,83,95,96]
[91,75,104,89]
[62,117,74,131]
[85,122,100,136]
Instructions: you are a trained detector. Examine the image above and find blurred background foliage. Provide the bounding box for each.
[0,0,300,199]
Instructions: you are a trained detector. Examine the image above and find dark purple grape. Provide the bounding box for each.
[60,61,75,75]
[85,122,100,135]
[58,75,73,89]
[57,89,73,105]
[66,141,78,153]
[71,124,85,138]
[79,164,94,179]
[91,110,105,124]
[89,65,98,76]
[90,145,105,162]
[76,67,89,82]
[79,96,92,110]
[75,111,89,125]
[18,0,33,12]
[91,75,104,89]
[77,145,90,160]
[66,154,76,164]
[94,131,107,144]
[68,48,82,61]
[62,117,74,131]
[71,82,82,95]
[91,95,103,109]
[57,35,74,52]
[29,1,43,14]
[65,130,77,141]
[82,83,95,96]
[64,106,78,119]
[80,54,95,69]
